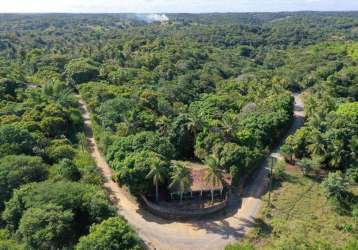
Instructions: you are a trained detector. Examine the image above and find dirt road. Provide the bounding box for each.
[77,93,305,250]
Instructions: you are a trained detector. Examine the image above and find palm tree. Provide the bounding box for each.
[308,113,324,131]
[221,113,237,141]
[329,140,345,169]
[296,158,312,176]
[205,155,224,203]
[169,163,191,202]
[280,143,295,163]
[155,116,170,135]
[307,129,326,157]
[42,82,74,108]
[146,159,167,202]
[186,113,203,138]
[76,132,87,152]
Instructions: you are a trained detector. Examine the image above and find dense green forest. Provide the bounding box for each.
[0,12,357,249]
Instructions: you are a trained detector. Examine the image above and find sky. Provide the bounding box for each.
[0,0,358,13]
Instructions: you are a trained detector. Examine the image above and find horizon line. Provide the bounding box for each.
[0,10,358,15]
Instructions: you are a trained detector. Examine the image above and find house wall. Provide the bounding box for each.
[141,195,229,220]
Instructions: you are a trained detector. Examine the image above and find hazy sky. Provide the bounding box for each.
[0,0,358,13]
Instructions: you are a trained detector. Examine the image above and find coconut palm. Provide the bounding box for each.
[146,159,167,202]
[296,158,312,175]
[280,143,295,163]
[308,112,324,130]
[329,139,345,169]
[42,82,74,108]
[205,155,224,203]
[307,129,326,156]
[169,163,191,202]
[76,132,87,152]
[186,113,203,138]
[221,113,238,141]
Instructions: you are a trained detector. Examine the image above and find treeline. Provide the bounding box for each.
[0,12,357,249]
[76,30,294,196]
[0,81,141,249]
[278,42,358,217]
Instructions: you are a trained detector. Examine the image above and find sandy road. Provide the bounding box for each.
[77,93,305,250]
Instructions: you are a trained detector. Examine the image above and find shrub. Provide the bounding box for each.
[321,171,349,199]
[0,125,35,157]
[47,144,76,162]
[56,159,81,181]
[273,160,286,181]
[76,217,142,250]
[0,155,48,210]
[17,204,74,249]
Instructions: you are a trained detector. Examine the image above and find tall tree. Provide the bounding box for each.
[169,163,191,202]
[280,143,295,163]
[205,155,224,202]
[328,140,345,169]
[307,129,326,157]
[221,113,238,141]
[186,113,203,139]
[146,158,167,202]
[42,82,75,108]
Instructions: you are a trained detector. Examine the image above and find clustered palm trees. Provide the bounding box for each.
[147,154,226,203]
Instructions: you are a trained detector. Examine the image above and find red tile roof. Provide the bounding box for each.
[170,161,232,193]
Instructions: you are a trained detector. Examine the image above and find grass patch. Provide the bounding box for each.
[246,166,357,249]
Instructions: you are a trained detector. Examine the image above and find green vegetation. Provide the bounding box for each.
[0,12,357,249]
[76,217,143,250]
[77,18,295,198]
[205,155,225,202]
[169,163,191,202]
[242,168,358,249]
[0,70,137,247]
[236,40,358,249]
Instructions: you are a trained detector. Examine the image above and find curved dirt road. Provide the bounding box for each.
[78,93,305,250]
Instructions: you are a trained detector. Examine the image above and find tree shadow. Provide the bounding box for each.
[135,192,243,224]
[251,218,272,237]
[258,173,298,197]
[133,192,272,242]
[189,217,250,240]
[305,171,328,183]
[280,173,300,184]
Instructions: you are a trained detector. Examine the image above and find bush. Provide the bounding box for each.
[40,116,66,137]
[321,171,349,199]
[116,150,169,195]
[73,152,102,185]
[56,159,81,181]
[0,125,35,157]
[0,155,48,210]
[76,217,142,250]
[346,168,358,184]
[0,229,24,249]
[17,204,74,249]
[2,181,115,234]
[65,58,99,85]
[273,160,286,181]
[47,144,76,162]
